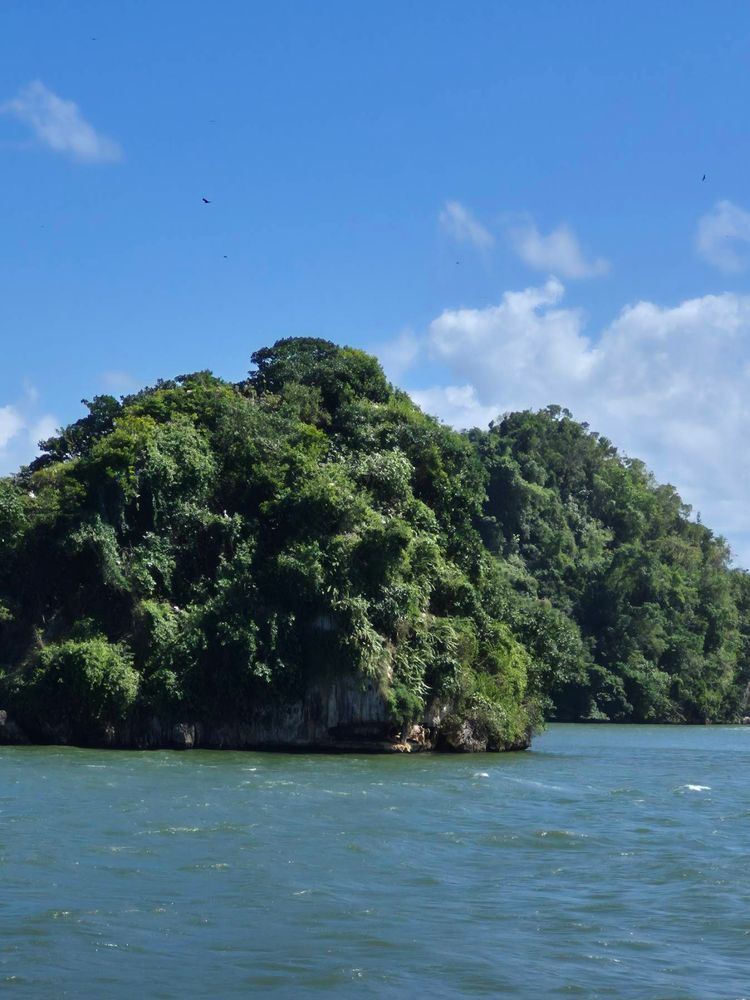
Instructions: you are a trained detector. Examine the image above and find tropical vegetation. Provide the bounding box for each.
[0,338,747,747]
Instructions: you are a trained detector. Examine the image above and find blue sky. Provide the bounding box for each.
[2,1,750,561]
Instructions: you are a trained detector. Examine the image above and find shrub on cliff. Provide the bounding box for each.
[13,638,139,740]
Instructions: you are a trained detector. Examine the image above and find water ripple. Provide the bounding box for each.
[1,725,749,997]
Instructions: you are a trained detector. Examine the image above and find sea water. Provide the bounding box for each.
[1,725,748,998]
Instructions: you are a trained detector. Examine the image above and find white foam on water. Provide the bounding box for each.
[499,775,568,792]
[685,784,711,792]
[473,772,490,778]
[538,829,587,839]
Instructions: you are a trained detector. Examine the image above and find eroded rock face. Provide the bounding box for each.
[137,679,416,751]
[0,709,29,745]
[170,723,197,750]
[441,719,491,753]
[0,679,531,753]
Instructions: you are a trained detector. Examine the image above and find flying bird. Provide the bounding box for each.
[702,174,706,181]
[202,197,211,204]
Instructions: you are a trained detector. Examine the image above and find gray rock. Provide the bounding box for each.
[171,723,198,749]
[442,719,489,753]
[0,709,29,745]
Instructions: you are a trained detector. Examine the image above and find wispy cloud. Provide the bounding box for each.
[1,81,121,164]
[0,406,24,451]
[100,370,139,392]
[508,218,609,279]
[696,200,750,273]
[29,415,58,445]
[439,200,494,251]
[377,329,421,382]
[0,389,57,475]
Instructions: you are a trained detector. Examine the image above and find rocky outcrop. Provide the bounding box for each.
[440,718,492,753]
[0,678,532,753]
[438,717,530,753]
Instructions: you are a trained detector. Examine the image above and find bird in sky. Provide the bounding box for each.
[202,197,211,204]
[702,174,706,181]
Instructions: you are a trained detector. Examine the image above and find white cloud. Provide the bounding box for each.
[695,200,750,273]
[391,281,750,565]
[29,415,58,446]
[439,200,494,251]
[1,81,121,164]
[0,406,24,450]
[409,384,498,430]
[0,391,57,475]
[377,329,421,383]
[427,278,597,409]
[508,219,609,278]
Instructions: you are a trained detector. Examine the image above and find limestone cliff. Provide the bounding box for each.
[0,679,531,753]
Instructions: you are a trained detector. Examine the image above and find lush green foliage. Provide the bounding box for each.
[0,342,747,742]
[471,406,749,722]
[0,340,533,744]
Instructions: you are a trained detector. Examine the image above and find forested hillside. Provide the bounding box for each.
[0,338,747,749]
[471,409,750,723]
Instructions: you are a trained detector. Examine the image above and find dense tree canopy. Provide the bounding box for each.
[471,406,749,722]
[0,339,747,747]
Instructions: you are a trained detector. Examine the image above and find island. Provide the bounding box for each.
[0,338,747,751]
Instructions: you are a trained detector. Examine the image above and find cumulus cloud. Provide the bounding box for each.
[428,278,597,408]
[409,384,499,431]
[1,81,121,163]
[695,200,750,273]
[508,219,609,278]
[386,281,750,564]
[439,200,494,251]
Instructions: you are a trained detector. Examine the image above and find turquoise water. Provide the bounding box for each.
[1,725,749,998]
